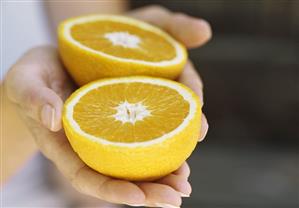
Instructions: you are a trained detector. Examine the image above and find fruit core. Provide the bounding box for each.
[104,32,141,48]
[113,101,151,124]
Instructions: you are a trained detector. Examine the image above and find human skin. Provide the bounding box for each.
[4,5,211,208]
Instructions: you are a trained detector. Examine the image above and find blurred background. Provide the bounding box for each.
[132,0,299,207]
[2,0,299,207]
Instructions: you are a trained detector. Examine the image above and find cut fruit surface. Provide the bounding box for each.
[58,15,187,85]
[73,82,189,143]
[63,77,201,180]
[71,21,176,62]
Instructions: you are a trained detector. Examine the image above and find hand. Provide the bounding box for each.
[5,5,211,208]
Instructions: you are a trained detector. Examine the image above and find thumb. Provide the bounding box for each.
[24,85,63,132]
[5,66,63,132]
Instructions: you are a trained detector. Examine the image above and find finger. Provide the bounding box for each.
[178,61,204,105]
[157,174,192,197]
[73,167,145,205]
[167,12,212,48]
[136,182,182,208]
[128,5,212,48]
[199,113,209,142]
[173,162,190,179]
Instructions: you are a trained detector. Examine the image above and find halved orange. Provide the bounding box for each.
[58,15,187,86]
[63,76,201,181]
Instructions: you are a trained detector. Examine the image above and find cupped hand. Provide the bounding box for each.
[5,5,210,208]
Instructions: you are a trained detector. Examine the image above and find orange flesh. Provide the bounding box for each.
[73,83,189,143]
[71,20,177,62]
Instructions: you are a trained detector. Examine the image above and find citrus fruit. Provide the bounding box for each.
[58,15,187,86]
[63,76,201,181]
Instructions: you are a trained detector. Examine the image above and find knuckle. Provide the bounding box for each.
[72,165,85,182]
[97,178,111,199]
[173,12,187,17]
[173,12,188,18]
[70,166,86,192]
[146,4,169,14]
[25,87,39,106]
[72,182,84,195]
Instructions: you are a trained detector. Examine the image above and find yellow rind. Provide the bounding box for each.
[58,15,187,86]
[62,77,201,181]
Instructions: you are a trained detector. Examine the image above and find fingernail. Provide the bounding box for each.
[155,203,180,208]
[198,125,208,142]
[179,192,190,197]
[41,104,55,131]
[198,116,209,142]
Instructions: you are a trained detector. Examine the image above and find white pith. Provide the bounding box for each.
[63,15,185,66]
[65,77,198,147]
[113,101,151,124]
[104,32,141,48]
